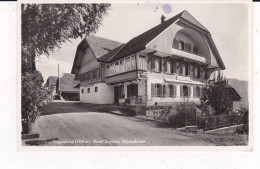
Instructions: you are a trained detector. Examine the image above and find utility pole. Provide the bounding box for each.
[58,64,60,97]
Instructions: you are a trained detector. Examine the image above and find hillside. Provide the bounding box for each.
[228,78,249,109]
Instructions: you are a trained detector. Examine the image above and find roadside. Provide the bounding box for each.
[29,101,248,146]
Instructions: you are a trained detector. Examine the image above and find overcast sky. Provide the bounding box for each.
[36,3,249,82]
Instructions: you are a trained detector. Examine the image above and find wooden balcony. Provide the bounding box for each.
[171,48,208,64]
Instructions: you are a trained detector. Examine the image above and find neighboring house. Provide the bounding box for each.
[57,73,80,101]
[45,76,58,96]
[71,10,227,105]
[225,84,242,109]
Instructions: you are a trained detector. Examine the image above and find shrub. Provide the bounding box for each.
[22,71,52,133]
[237,105,249,134]
[168,101,196,126]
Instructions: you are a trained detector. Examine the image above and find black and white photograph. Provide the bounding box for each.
[20,2,251,147]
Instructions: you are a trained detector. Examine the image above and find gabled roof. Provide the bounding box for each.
[46,76,58,87]
[71,35,123,73]
[226,84,242,101]
[97,10,225,70]
[59,73,80,92]
[86,35,123,58]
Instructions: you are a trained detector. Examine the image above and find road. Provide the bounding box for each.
[35,101,214,146]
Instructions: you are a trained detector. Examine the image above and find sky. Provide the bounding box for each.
[36,3,249,82]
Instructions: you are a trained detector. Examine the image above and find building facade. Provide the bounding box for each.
[71,10,225,105]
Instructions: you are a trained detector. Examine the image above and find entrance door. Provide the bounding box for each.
[127,84,138,99]
[114,86,119,104]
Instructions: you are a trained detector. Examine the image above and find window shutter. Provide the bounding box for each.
[159,84,162,97]
[187,64,190,76]
[151,57,155,70]
[151,83,155,97]
[180,85,183,97]
[164,59,167,73]
[188,86,191,97]
[172,61,176,73]
[190,65,193,77]
[174,85,176,97]
[193,86,196,98]
[180,63,183,75]
[165,85,170,97]
[200,87,202,98]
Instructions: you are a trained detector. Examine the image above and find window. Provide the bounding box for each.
[125,57,131,71]
[95,87,98,92]
[196,87,201,98]
[138,55,147,70]
[193,46,198,54]
[185,63,190,76]
[151,57,161,72]
[183,86,189,97]
[87,88,90,93]
[194,65,198,77]
[151,83,162,97]
[118,85,125,98]
[169,85,175,97]
[81,89,84,94]
[131,56,136,70]
[120,60,125,72]
[179,41,185,50]
[166,60,172,74]
[106,65,110,76]
[181,63,186,75]
[185,43,192,52]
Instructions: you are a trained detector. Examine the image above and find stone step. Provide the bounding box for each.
[185,125,198,132]
[22,133,40,140]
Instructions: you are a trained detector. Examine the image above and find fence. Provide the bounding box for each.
[197,113,243,131]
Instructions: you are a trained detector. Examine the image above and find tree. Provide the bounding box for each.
[201,71,234,114]
[21,4,111,133]
[22,3,111,72]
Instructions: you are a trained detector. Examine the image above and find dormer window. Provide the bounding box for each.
[193,46,198,54]
[185,43,191,52]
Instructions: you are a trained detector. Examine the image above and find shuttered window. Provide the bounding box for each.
[151,83,163,97]
[185,43,192,52]
[152,57,161,72]
[193,46,199,54]
[169,85,175,97]
[179,41,185,50]
[183,86,188,97]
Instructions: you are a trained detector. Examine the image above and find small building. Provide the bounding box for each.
[71,10,226,105]
[45,76,58,97]
[57,73,80,101]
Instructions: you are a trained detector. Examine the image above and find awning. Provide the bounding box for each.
[164,78,205,85]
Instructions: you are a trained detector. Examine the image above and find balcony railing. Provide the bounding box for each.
[171,48,208,64]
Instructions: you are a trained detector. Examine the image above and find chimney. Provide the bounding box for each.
[161,15,166,24]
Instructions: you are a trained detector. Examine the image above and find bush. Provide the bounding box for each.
[237,105,249,134]
[168,101,196,126]
[22,71,52,132]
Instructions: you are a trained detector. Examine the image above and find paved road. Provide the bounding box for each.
[35,102,214,146]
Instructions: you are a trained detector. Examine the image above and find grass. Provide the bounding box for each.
[178,131,248,146]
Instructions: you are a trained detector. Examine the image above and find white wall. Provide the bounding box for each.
[80,82,114,104]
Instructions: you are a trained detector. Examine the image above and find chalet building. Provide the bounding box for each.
[71,10,226,105]
[57,73,80,101]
